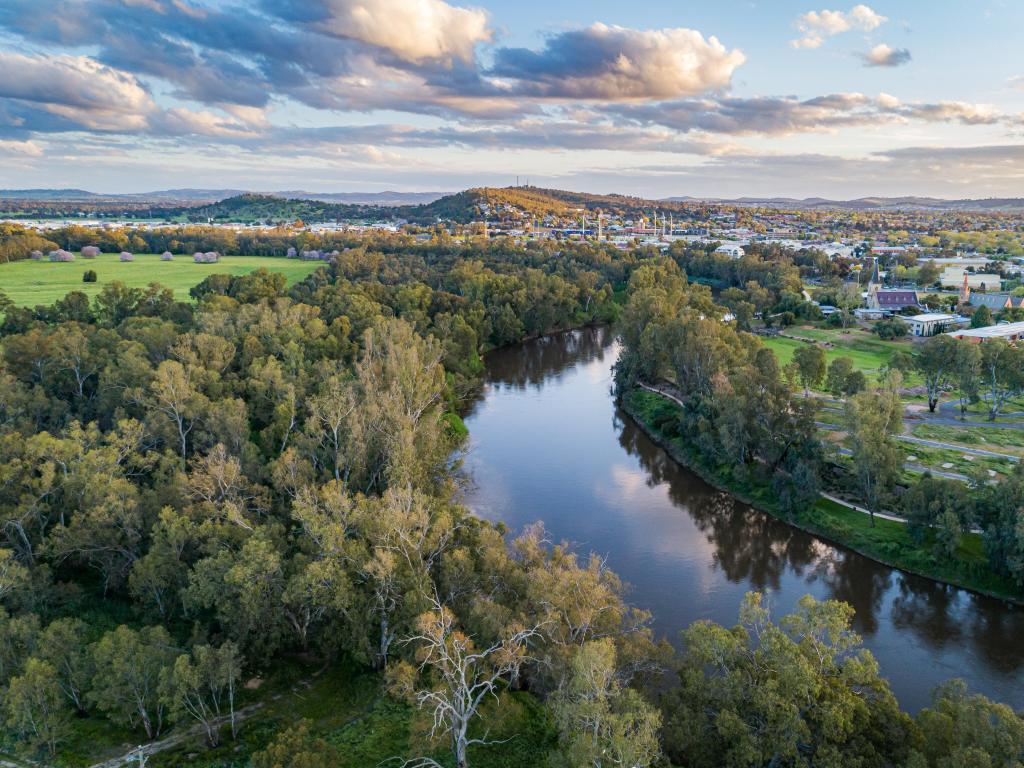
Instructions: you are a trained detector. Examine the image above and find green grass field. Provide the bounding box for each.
[0,253,321,307]
[761,325,907,377]
[911,423,1024,456]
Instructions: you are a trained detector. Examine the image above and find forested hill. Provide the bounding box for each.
[171,187,718,225]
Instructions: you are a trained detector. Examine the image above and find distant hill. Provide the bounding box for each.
[0,188,447,207]
[663,195,1024,212]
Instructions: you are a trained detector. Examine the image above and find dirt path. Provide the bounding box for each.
[87,703,264,768]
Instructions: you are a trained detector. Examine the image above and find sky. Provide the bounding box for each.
[0,0,1021,198]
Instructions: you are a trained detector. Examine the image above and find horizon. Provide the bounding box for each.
[5,184,1024,204]
[0,1,1021,198]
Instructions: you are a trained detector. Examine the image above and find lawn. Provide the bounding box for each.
[911,423,1024,457]
[0,252,322,307]
[762,325,908,377]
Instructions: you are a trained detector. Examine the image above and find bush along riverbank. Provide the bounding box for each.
[622,387,1024,605]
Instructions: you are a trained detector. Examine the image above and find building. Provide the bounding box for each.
[941,268,1001,290]
[864,258,921,312]
[714,243,745,259]
[945,321,1024,343]
[906,313,963,337]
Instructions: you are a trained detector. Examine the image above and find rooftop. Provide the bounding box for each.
[946,321,1024,339]
[907,313,957,321]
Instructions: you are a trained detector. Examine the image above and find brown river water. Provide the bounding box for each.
[461,326,1024,713]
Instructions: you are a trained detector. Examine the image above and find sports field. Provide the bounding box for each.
[0,252,321,307]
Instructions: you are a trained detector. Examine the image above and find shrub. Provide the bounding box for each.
[160,251,173,261]
[81,246,100,259]
[83,270,97,283]
[119,252,134,262]
[48,249,75,262]
[873,317,908,340]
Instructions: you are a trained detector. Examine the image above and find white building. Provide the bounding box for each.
[714,243,745,259]
[906,313,963,337]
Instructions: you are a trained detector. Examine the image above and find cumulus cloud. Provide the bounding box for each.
[491,23,745,100]
[860,44,912,67]
[792,4,887,49]
[1007,75,1024,91]
[273,0,492,65]
[0,53,154,131]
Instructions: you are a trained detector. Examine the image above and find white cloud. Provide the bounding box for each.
[304,0,492,65]
[860,43,912,67]
[1008,75,1024,91]
[792,4,887,49]
[491,24,746,100]
[0,53,154,131]
[0,139,42,157]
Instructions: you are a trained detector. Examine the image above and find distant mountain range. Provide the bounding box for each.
[662,195,1024,211]
[0,188,449,206]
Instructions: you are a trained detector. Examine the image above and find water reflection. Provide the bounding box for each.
[463,327,1024,711]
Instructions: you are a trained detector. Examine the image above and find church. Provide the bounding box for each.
[864,259,921,313]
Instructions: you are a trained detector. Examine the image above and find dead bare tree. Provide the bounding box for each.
[399,597,541,768]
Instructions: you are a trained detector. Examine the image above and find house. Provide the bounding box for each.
[945,321,1024,343]
[906,313,964,337]
[714,243,745,259]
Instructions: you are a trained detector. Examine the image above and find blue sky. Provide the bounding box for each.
[0,0,1021,198]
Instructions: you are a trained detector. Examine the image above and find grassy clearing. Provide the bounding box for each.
[911,424,1024,455]
[0,253,321,307]
[898,443,1015,478]
[762,326,905,379]
[624,387,1022,603]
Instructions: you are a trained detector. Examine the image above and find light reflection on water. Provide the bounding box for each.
[461,326,1024,713]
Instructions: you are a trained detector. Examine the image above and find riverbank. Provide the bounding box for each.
[621,386,1024,606]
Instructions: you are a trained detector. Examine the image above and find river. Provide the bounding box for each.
[461,326,1024,713]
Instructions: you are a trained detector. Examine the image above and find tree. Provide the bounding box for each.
[251,720,339,768]
[873,316,908,340]
[183,532,286,658]
[662,592,912,768]
[393,600,540,768]
[971,305,993,329]
[5,658,70,757]
[979,339,1024,420]
[137,359,208,459]
[844,376,904,521]
[160,642,241,746]
[89,625,180,739]
[37,618,91,713]
[915,335,959,412]
[909,680,1024,767]
[549,639,661,768]
[902,475,971,559]
[792,344,827,396]
[825,356,853,397]
[916,260,940,287]
[953,341,981,418]
[835,283,862,329]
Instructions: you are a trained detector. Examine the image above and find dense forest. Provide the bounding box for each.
[0,238,1022,766]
